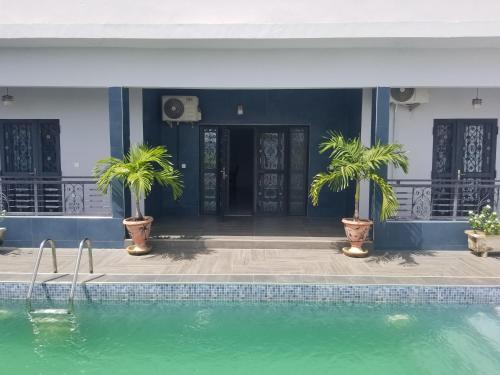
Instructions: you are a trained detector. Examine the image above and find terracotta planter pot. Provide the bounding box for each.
[465,229,500,257]
[341,218,373,258]
[123,216,153,255]
[0,227,6,246]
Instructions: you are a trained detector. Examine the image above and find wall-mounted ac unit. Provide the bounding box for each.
[390,88,429,105]
[162,96,202,122]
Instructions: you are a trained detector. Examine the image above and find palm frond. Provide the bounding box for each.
[361,141,409,173]
[368,173,399,220]
[319,131,363,163]
[309,132,408,221]
[93,144,184,218]
[309,171,347,206]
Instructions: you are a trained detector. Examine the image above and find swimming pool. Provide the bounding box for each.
[1,301,500,374]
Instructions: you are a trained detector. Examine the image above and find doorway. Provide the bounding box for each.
[228,128,254,215]
[200,125,308,216]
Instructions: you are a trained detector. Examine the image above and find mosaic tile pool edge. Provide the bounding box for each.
[1,282,500,304]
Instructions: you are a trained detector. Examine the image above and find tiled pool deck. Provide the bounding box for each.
[1,245,500,285]
[1,245,500,303]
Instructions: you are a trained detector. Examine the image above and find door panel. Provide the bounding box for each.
[38,121,62,212]
[200,127,219,214]
[218,127,230,215]
[431,120,456,181]
[457,120,497,215]
[2,121,36,175]
[39,121,61,175]
[1,121,36,212]
[431,120,457,216]
[256,129,286,215]
[288,127,308,215]
[458,121,497,180]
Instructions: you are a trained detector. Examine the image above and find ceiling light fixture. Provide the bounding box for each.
[237,104,244,116]
[472,88,482,109]
[1,88,14,106]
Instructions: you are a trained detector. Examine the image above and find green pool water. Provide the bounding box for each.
[1,301,500,375]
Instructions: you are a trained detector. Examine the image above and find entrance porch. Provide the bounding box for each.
[151,216,345,238]
[143,89,361,219]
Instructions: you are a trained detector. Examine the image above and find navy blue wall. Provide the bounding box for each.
[143,89,362,217]
[2,217,124,248]
[375,221,469,250]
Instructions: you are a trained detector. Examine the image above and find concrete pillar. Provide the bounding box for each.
[108,87,131,219]
[370,87,390,248]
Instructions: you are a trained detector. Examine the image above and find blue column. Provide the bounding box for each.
[108,87,131,219]
[370,87,390,248]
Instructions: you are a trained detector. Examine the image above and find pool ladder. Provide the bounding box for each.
[26,238,94,312]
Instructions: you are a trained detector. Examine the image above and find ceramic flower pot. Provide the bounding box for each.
[0,227,6,246]
[341,218,373,258]
[465,229,500,257]
[123,216,153,255]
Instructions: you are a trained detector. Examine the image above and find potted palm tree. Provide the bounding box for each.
[309,132,408,257]
[94,144,183,255]
[0,193,8,245]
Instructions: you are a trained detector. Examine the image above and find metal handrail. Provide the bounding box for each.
[388,178,500,221]
[68,238,93,304]
[388,179,500,186]
[0,175,112,217]
[26,239,58,302]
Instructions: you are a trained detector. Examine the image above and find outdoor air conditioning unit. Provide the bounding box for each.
[162,96,202,123]
[390,88,430,106]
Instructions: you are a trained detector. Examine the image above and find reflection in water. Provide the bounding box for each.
[467,312,500,350]
[495,306,500,317]
[0,308,14,320]
[385,313,414,328]
[28,309,81,359]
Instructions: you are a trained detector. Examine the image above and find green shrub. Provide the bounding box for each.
[468,205,500,235]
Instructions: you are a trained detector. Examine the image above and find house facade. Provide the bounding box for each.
[1,0,500,249]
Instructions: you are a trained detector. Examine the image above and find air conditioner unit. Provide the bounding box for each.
[162,96,202,123]
[390,88,429,105]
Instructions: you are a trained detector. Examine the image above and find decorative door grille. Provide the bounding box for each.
[200,127,219,214]
[256,129,286,214]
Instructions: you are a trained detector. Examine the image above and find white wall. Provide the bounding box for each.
[0,87,144,176]
[389,88,500,180]
[128,87,145,214]
[0,87,109,176]
[359,88,372,218]
[129,88,143,146]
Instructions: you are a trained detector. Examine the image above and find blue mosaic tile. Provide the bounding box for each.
[0,282,499,304]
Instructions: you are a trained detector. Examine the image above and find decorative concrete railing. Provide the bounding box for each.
[0,176,112,217]
[388,179,500,221]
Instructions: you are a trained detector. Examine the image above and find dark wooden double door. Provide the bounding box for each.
[431,119,497,216]
[0,120,61,213]
[200,126,308,216]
